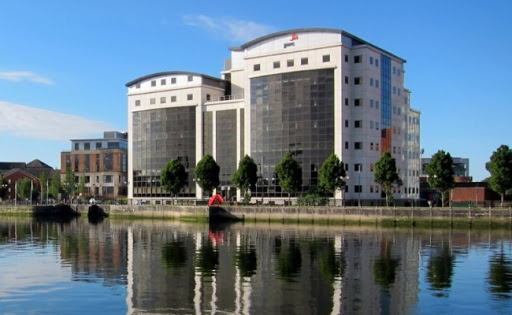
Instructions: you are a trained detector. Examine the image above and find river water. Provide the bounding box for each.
[0,217,511,314]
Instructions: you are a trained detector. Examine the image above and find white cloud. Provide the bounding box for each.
[0,101,114,141]
[0,71,54,85]
[183,15,275,43]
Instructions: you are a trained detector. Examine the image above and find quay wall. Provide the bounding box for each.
[1,205,512,227]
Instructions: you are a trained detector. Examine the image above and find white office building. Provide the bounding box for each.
[126,28,421,205]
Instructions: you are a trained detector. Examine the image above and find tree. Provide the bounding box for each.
[486,145,512,206]
[0,173,7,200]
[17,178,32,201]
[425,150,455,207]
[374,152,402,206]
[62,168,76,200]
[232,155,258,204]
[318,153,346,205]
[194,154,220,197]
[161,158,188,200]
[49,171,62,201]
[39,172,48,204]
[275,152,302,202]
[77,175,86,201]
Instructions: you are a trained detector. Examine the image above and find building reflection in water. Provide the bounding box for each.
[1,218,512,314]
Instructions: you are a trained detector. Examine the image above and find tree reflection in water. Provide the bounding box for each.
[373,240,400,287]
[196,239,219,275]
[427,243,455,297]
[488,243,512,299]
[162,240,187,270]
[312,239,346,284]
[236,237,257,277]
[276,238,302,281]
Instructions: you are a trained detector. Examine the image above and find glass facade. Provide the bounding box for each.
[250,69,335,197]
[380,55,392,153]
[132,107,196,198]
[216,110,237,187]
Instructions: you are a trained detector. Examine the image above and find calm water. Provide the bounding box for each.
[0,217,511,314]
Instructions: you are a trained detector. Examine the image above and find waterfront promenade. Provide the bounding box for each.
[2,204,512,228]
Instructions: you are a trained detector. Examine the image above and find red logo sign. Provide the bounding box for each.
[290,33,298,41]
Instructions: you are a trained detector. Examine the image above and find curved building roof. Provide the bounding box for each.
[125,71,224,87]
[230,27,405,62]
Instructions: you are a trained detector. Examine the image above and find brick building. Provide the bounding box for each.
[0,160,54,202]
[61,131,127,200]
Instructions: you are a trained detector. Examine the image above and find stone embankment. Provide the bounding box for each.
[105,204,512,228]
[1,205,511,228]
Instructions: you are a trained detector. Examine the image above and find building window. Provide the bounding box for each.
[354,77,362,85]
[370,142,374,150]
[187,94,193,101]
[135,83,140,89]
[375,59,379,67]
[354,120,362,128]
[354,55,362,63]
[171,77,176,84]
[84,142,90,150]
[160,97,166,104]
[161,79,166,85]
[370,121,374,129]
[273,61,280,69]
[171,96,176,102]
[345,98,349,106]
[370,163,374,171]
[344,54,348,62]
[74,143,79,150]
[370,185,374,193]
[375,101,379,109]
[150,98,156,105]
[376,122,380,130]
[103,175,113,183]
[345,120,349,128]
[354,142,362,150]
[287,59,294,67]
[370,99,374,108]
[188,75,193,82]
[206,94,211,101]
[151,80,156,87]
[345,141,349,149]
[376,143,380,151]
[344,76,349,84]
[254,64,261,71]
[370,78,374,86]
[135,100,141,106]
[322,54,330,62]
[375,80,379,88]
[354,185,362,193]
[96,142,102,149]
[354,98,362,106]
[370,56,373,65]
[301,57,308,65]
[354,164,362,171]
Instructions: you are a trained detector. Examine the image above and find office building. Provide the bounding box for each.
[127,28,421,205]
[61,131,127,200]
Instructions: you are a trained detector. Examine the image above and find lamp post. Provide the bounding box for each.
[357,164,362,207]
[341,175,349,207]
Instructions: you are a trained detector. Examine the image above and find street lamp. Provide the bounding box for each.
[357,164,362,207]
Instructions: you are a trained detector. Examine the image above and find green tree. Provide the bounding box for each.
[232,155,258,204]
[319,153,346,205]
[275,152,302,202]
[0,173,7,200]
[62,168,76,200]
[17,178,32,201]
[374,152,402,206]
[194,154,220,197]
[486,145,512,206]
[425,150,455,207]
[39,172,48,203]
[49,171,62,201]
[373,241,400,287]
[161,158,188,200]
[77,175,86,201]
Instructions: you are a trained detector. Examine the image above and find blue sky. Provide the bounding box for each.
[1,0,511,181]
